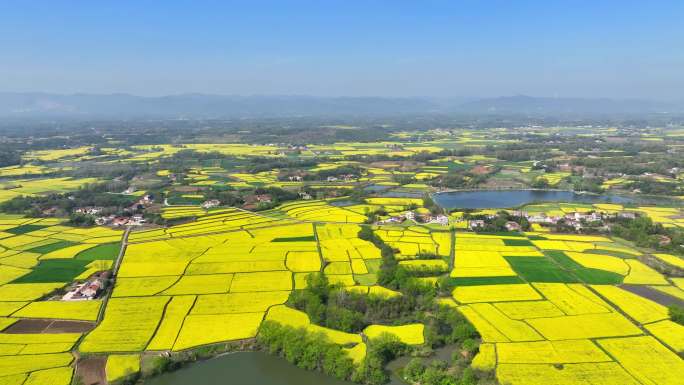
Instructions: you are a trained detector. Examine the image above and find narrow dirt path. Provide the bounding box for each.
[96,226,131,323]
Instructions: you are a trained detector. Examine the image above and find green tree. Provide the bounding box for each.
[670,305,684,325]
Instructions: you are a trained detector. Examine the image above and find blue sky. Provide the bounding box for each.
[1,1,682,99]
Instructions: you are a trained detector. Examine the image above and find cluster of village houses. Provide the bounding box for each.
[284,174,358,183]
[326,174,358,182]
[62,271,110,301]
[378,208,639,232]
[378,210,449,226]
[470,210,637,231]
[95,214,146,227]
[241,193,273,210]
[90,193,155,226]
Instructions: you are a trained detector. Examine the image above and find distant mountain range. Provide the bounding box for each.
[456,95,680,116]
[0,92,681,119]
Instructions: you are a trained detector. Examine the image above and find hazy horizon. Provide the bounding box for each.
[0,91,680,103]
[1,1,683,100]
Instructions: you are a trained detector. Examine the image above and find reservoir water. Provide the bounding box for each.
[432,189,633,209]
[144,352,356,385]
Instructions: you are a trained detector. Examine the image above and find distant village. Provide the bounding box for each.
[69,178,661,248]
[377,211,449,226]
[376,208,654,238]
[88,192,155,226]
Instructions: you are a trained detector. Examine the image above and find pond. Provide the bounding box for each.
[432,189,634,210]
[329,199,360,207]
[364,184,393,192]
[379,191,424,198]
[144,352,357,385]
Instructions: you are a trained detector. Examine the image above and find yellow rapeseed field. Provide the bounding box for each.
[0,333,81,356]
[105,354,140,383]
[146,296,196,351]
[265,305,310,328]
[112,277,179,297]
[597,336,684,385]
[526,313,642,340]
[453,284,542,303]
[117,261,189,277]
[161,274,233,295]
[285,251,321,272]
[23,366,73,385]
[496,340,610,364]
[229,271,292,292]
[564,252,629,275]
[591,285,669,324]
[644,320,684,352]
[12,300,101,321]
[39,244,97,260]
[493,301,564,319]
[451,250,517,278]
[0,301,27,316]
[309,324,363,345]
[468,303,542,342]
[265,305,361,344]
[364,324,425,345]
[531,283,611,315]
[80,297,170,352]
[496,362,639,385]
[368,285,401,298]
[623,260,668,285]
[652,253,684,269]
[191,291,289,314]
[0,352,73,378]
[471,343,496,371]
[324,261,353,275]
[0,283,65,302]
[343,342,367,365]
[173,312,265,351]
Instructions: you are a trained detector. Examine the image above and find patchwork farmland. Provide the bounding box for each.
[2,125,684,384]
[0,200,683,384]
